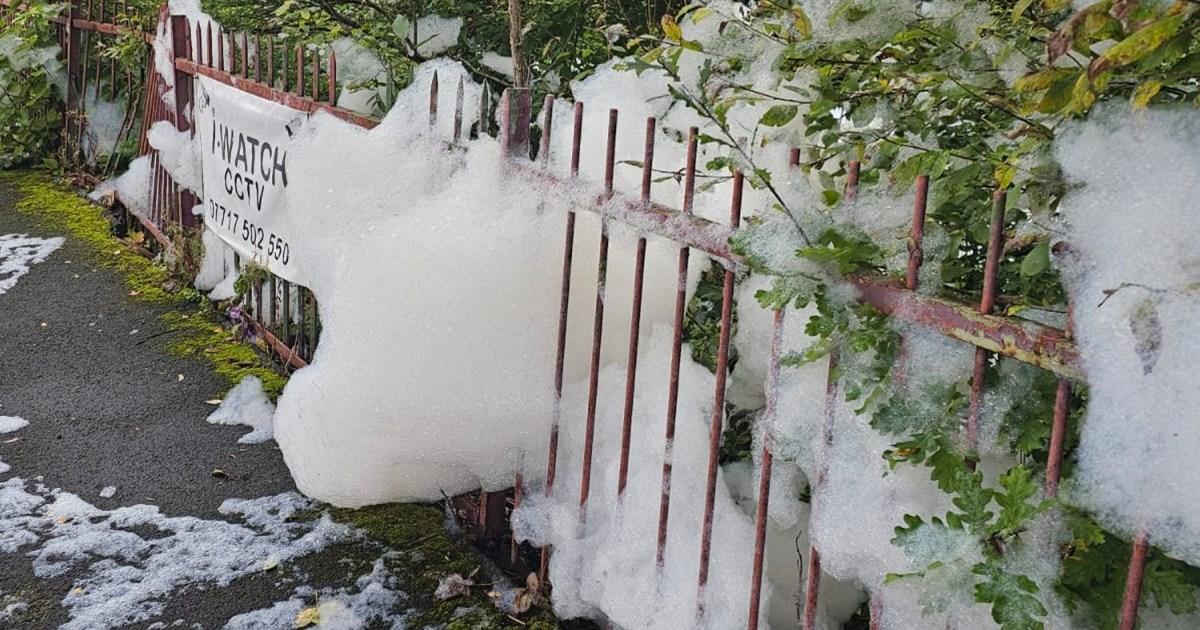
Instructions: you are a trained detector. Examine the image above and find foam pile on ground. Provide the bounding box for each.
[193,227,238,300]
[0,414,27,474]
[207,376,276,444]
[0,477,350,629]
[224,559,406,629]
[1054,105,1200,567]
[0,417,26,433]
[0,234,63,297]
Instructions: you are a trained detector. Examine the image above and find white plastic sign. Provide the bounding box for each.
[195,76,307,285]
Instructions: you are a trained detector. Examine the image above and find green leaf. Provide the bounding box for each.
[892,150,949,187]
[821,189,841,206]
[1036,71,1081,114]
[973,563,1047,630]
[992,465,1046,537]
[796,228,884,274]
[391,15,410,41]
[689,7,714,24]
[1011,0,1035,23]
[1020,242,1050,277]
[1144,559,1199,615]
[759,104,799,127]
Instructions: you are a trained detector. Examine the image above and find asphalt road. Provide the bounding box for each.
[0,179,378,628]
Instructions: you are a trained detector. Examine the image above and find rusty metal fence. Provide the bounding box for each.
[14,2,1157,628]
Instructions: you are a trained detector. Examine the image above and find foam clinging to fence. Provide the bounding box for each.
[1056,105,1200,567]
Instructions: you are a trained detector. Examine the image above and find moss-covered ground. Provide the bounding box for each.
[2,170,288,398]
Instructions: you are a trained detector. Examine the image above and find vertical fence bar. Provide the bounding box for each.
[255,34,262,82]
[216,28,224,72]
[267,36,274,86]
[748,149,804,629]
[616,117,655,497]
[294,44,303,96]
[695,170,743,615]
[803,159,860,630]
[269,274,278,330]
[62,0,81,164]
[965,190,1007,451]
[747,307,783,630]
[577,109,618,524]
[311,47,319,99]
[538,100,580,583]
[170,14,196,228]
[906,175,929,291]
[429,71,439,128]
[656,126,696,566]
[453,75,465,143]
[1119,531,1149,630]
[327,49,337,105]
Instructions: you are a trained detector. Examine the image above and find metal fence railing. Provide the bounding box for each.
[18,3,1156,628]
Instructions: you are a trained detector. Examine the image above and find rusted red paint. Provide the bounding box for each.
[849,277,1082,380]
[175,59,379,128]
[657,127,698,568]
[617,117,655,497]
[747,310,783,630]
[907,175,929,291]
[966,190,1009,451]
[1120,531,1149,630]
[577,109,618,522]
[696,169,742,609]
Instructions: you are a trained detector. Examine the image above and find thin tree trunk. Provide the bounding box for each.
[507,0,528,87]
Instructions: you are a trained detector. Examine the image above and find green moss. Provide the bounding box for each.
[4,171,181,303]
[3,171,287,398]
[161,310,289,398]
[330,503,559,628]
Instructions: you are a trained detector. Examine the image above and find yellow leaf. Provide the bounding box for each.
[661,14,683,42]
[1011,0,1034,23]
[1099,13,1187,70]
[791,6,812,38]
[1068,73,1096,113]
[1131,79,1163,109]
[294,606,320,628]
[994,164,1017,190]
[690,7,714,24]
[1012,68,1074,93]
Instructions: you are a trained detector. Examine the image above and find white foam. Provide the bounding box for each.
[207,376,276,444]
[0,234,64,296]
[0,416,28,433]
[1055,106,1200,567]
[0,477,350,629]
